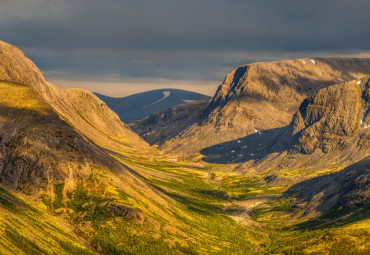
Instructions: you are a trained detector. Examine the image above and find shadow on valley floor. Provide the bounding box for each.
[200,126,292,164]
[283,157,370,229]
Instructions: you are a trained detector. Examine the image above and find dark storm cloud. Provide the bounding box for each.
[1,0,370,94]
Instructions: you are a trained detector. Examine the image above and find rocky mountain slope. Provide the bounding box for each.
[95,89,210,123]
[146,58,370,155]
[290,76,370,154]
[130,98,210,145]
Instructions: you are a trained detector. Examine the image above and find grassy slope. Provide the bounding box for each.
[0,185,95,255]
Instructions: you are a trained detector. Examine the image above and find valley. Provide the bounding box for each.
[0,41,368,254]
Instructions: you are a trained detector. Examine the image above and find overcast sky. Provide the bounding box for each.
[2,0,370,96]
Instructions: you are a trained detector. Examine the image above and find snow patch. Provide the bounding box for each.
[311,59,316,64]
[237,140,241,143]
[302,61,306,64]
[357,80,362,85]
[168,158,178,162]
[161,114,164,118]
[254,128,259,133]
[230,150,235,153]
[183,99,196,103]
[242,146,247,149]
[365,125,370,129]
[142,91,171,108]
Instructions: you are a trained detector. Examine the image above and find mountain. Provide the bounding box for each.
[201,76,370,167]
[94,89,210,123]
[135,58,370,156]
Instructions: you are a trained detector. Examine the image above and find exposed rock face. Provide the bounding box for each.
[158,58,370,155]
[291,76,370,154]
[107,203,145,224]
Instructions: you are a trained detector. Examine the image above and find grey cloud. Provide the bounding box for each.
[1,0,370,91]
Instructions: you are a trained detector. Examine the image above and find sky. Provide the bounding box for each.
[2,0,370,97]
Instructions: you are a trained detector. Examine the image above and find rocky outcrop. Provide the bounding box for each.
[291,76,370,154]
[108,203,145,224]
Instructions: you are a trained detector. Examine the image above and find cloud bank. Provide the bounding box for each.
[2,0,370,96]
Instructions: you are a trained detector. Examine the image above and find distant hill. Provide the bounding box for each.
[94,89,210,123]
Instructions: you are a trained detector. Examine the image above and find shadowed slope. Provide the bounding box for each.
[286,156,370,217]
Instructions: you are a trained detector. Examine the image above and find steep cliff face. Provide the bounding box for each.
[160,58,370,155]
[291,76,370,154]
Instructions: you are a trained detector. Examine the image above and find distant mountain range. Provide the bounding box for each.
[94,89,210,123]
